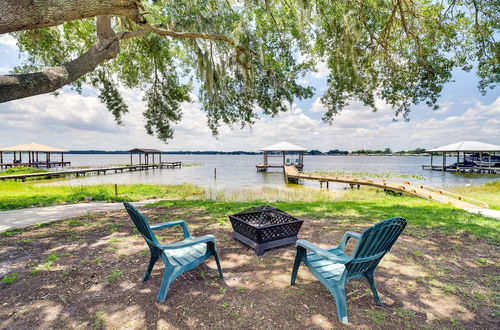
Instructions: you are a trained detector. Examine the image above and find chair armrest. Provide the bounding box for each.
[296,239,351,264]
[159,235,216,250]
[337,231,361,251]
[151,220,190,238]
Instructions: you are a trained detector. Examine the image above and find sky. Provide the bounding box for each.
[0,35,499,152]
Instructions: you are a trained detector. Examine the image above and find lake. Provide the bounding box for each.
[32,154,499,190]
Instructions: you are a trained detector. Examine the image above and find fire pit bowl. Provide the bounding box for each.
[228,205,304,256]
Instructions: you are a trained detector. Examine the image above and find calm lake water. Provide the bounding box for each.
[30,154,499,190]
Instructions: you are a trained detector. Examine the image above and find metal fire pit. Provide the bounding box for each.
[229,205,303,256]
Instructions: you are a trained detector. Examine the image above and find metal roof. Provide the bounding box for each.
[128,148,162,153]
[427,141,500,152]
[0,142,67,152]
[260,141,308,152]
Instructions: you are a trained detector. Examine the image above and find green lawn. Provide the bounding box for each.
[0,181,204,211]
[148,190,500,244]
[0,166,48,176]
[450,180,500,210]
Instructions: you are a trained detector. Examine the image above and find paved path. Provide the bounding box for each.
[465,208,500,220]
[0,200,161,232]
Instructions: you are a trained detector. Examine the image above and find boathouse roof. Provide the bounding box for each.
[427,141,500,152]
[128,148,161,153]
[0,142,67,152]
[260,141,308,152]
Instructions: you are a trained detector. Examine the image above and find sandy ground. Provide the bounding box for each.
[0,204,498,329]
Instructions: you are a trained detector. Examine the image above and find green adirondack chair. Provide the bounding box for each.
[290,217,406,324]
[123,202,223,301]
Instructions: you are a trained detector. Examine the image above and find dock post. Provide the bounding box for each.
[326,181,329,189]
[214,168,217,179]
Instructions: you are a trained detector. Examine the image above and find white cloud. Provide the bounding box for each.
[310,98,325,113]
[0,35,17,49]
[434,101,453,114]
[312,60,328,78]
[0,81,499,152]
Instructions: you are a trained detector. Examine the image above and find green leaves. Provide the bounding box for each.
[92,71,129,125]
[7,0,499,141]
[143,76,190,142]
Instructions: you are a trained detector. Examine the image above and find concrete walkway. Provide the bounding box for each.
[465,208,500,220]
[0,200,161,232]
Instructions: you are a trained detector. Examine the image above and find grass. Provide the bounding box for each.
[149,187,500,243]
[1,272,19,284]
[450,180,500,210]
[105,270,124,283]
[204,185,343,202]
[0,166,48,176]
[0,191,498,329]
[0,182,204,210]
[312,170,425,180]
[183,163,204,167]
[89,310,106,329]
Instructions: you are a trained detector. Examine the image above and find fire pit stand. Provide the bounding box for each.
[228,205,304,256]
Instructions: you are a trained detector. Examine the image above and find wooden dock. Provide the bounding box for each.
[0,161,71,169]
[0,162,182,181]
[422,164,499,174]
[256,163,303,171]
[284,165,488,210]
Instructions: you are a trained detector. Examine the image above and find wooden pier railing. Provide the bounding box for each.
[284,165,488,210]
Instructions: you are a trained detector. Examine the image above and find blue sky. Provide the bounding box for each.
[0,35,498,152]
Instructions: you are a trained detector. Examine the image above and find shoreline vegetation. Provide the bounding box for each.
[0,182,204,211]
[311,171,426,180]
[0,176,498,212]
[0,148,431,156]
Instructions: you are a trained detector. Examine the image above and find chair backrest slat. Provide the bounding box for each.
[346,217,406,277]
[123,203,160,251]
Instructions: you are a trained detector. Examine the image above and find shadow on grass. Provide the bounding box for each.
[0,201,498,329]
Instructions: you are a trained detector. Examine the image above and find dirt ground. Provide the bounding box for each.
[0,204,498,329]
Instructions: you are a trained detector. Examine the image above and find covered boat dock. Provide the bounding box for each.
[0,142,70,169]
[256,142,308,171]
[129,148,162,165]
[423,141,500,174]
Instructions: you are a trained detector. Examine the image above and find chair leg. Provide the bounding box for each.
[209,243,224,279]
[143,253,160,282]
[291,246,305,286]
[157,267,174,302]
[329,283,348,324]
[365,271,382,306]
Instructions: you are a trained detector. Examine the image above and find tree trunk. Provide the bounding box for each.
[0,0,143,34]
[0,16,119,102]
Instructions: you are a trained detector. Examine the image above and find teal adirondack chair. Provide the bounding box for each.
[291,217,406,324]
[123,203,223,301]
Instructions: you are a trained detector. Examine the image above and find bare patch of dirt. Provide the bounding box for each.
[0,205,498,329]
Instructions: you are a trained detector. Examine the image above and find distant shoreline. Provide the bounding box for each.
[63,151,429,156]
